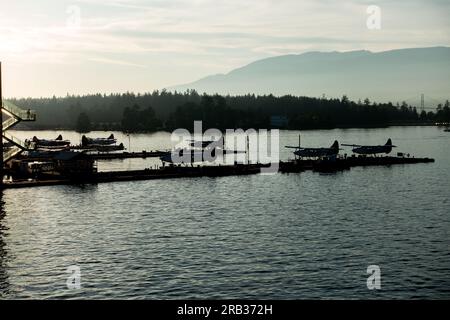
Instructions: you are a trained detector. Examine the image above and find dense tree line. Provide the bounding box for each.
[9,90,449,132]
[434,101,450,123]
[121,104,162,132]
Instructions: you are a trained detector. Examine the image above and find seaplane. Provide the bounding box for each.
[285,140,340,158]
[342,138,396,155]
[160,138,244,163]
[80,134,124,151]
[32,134,71,149]
[81,134,117,146]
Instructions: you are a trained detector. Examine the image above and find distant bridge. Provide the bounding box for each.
[401,94,448,112]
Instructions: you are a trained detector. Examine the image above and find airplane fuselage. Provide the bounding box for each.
[35,140,70,147]
[352,145,393,155]
[84,138,116,146]
[294,148,338,158]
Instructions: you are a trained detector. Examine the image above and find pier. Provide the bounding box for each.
[1,155,435,189]
[86,150,169,160]
[279,155,434,173]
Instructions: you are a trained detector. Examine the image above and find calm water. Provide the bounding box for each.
[1,126,450,299]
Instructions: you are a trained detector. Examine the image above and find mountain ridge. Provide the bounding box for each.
[170,46,450,105]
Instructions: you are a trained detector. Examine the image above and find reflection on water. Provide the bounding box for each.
[1,126,450,299]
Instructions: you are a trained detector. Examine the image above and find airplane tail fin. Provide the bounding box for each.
[108,134,114,139]
[81,135,88,146]
[56,134,63,140]
[330,140,339,150]
[384,138,395,154]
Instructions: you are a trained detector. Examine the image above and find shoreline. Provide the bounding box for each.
[11,123,444,133]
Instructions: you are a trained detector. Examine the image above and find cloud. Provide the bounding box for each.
[88,57,148,68]
[0,0,448,96]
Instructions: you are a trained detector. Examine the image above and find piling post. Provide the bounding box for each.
[246,135,249,164]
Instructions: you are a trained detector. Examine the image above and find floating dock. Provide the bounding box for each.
[75,150,242,160]
[279,155,435,173]
[1,155,435,189]
[86,150,168,160]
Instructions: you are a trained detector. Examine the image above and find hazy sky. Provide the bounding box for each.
[1,0,449,97]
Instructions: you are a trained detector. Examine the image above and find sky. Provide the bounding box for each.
[0,0,449,98]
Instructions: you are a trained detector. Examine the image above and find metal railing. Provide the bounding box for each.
[3,131,36,150]
[2,100,36,121]
[2,116,20,131]
[2,99,38,163]
[3,147,23,162]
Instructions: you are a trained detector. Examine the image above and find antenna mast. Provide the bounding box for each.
[421,93,425,113]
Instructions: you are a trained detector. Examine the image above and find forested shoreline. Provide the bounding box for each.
[8,90,450,132]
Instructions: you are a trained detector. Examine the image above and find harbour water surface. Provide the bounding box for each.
[1,126,450,299]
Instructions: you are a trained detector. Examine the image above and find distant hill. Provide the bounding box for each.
[171,47,450,106]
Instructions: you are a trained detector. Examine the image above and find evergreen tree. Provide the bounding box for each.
[76,112,91,133]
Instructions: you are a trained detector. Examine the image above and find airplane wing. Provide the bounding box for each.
[341,143,362,147]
